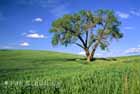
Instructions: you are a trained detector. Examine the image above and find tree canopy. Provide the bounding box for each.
[50,9,123,62]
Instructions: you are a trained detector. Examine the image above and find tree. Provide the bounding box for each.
[50,9,123,62]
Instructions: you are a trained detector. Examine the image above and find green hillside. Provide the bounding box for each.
[0,50,140,94]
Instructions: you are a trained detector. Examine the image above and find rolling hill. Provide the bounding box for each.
[0,50,140,94]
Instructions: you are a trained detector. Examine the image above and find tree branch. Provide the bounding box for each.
[87,38,96,49]
[75,43,84,49]
[63,26,87,48]
[78,35,87,48]
[90,22,107,55]
[85,31,88,47]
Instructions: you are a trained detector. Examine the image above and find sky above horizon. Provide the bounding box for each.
[0,0,140,57]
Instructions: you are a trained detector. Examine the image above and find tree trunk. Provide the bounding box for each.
[84,48,90,57]
[84,48,92,62]
[87,48,96,62]
[87,40,98,62]
[87,54,93,62]
[84,46,97,62]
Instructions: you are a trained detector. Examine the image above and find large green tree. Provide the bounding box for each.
[50,9,123,62]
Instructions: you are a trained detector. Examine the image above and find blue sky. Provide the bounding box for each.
[0,0,140,57]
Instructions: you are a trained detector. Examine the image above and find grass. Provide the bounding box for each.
[0,50,140,94]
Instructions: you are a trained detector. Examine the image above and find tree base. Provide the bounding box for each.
[87,55,94,62]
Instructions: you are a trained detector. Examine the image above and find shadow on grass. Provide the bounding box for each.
[93,58,117,61]
[65,57,117,61]
[63,57,117,64]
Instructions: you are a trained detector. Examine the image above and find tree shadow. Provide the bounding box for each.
[93,57,117,61]
[64,57,117,64]
[65,57,117,61]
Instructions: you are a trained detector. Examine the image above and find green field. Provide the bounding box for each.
[0,50,140,94]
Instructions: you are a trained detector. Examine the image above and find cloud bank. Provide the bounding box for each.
[124,47,140,54]
[116,11,130,19]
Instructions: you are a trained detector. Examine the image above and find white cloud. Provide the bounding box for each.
[79,51,85,56]
[116,11,130,19]
[34,17,43,22]
[124,48,140,54]
[78,50,125,57]
[23,30,46,39]
[95,53,103,57]
[130,9,140,16]
[20,42,29,47]
[26,33,46,39]
[78,51,104,57]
